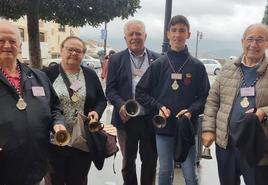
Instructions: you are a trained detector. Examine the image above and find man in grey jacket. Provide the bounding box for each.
[202,23,268,185]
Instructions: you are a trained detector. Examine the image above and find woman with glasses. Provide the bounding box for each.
[43,36,107,185]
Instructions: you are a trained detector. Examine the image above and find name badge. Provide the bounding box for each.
[171,73,182,80]
[32,86,45,96]
[240,87,255,97]
[70,80,81,91]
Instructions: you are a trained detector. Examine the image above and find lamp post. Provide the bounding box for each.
[103,22,107,56]
[195,30,203,58]
[162,0,172,54]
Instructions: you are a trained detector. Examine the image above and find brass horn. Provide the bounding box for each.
[125,99,140,117]
[87,116,103,133]
[152,115,166,128]
[201,146,212,159]
[54,130,71,146]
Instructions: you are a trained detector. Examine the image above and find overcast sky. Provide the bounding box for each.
[80,0,267,58]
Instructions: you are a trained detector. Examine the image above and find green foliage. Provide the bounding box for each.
[0,0,141,27]
[262,1,268,26]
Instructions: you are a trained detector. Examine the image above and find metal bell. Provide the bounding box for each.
[54,130,71,146]
[201,146,212,159]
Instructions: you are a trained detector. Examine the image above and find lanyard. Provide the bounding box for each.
[1,62,22,96]
[59,64,80,100]
[166,53,191,74]
[130,53,146,69]
[239,65,259,88]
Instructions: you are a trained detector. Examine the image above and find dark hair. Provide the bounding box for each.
[168,15,190,31]
[108,50,115,56]
[60,36,87,53]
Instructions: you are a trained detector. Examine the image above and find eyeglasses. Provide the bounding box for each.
[64,47,83,54]
[245,37,267,44]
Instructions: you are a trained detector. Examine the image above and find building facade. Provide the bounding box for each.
[2,17,80,60]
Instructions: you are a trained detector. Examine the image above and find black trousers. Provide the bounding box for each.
[216,139,255,185]
[0,144,45,185]
[48,145,91,185]
[255,165,268,185]
[117,116,158,185]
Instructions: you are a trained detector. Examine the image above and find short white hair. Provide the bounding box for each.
[0,21,22,43]
[242,23,268,39]
[123,19,146,35]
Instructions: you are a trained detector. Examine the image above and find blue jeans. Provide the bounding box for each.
[156,134,198,185]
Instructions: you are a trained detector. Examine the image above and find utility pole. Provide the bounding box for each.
[195,30,203,58]
[162,0,172,54]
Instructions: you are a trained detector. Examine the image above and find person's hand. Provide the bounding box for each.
[53,124,67,133]
[246,108,266,123]
[202,131,215,147]
[119,105,129,123]
[88,111,99,121]
[176,109,192,119]
[159,106,171,118]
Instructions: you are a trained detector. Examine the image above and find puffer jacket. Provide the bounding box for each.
[202,56,268,165]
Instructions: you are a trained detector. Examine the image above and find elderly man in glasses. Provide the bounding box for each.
[202,23,268,185]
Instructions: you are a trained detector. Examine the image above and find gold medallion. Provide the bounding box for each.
[172,80,179,90]
[240,97,249,108]
[16,97,27,110]
[71,92,80,102]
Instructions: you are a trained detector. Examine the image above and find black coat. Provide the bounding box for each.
[230,113,267,167]
[0,61,64,185]
[174,116,195,162]
[43,64,107,117]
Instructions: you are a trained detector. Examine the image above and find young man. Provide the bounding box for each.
[136,15,210,185]
[106,20,160,185]
[202,23,268,185]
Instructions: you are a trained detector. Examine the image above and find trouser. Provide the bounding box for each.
[156,135,198,185]
[0,144,45,185]
[255,165,268,185]
[117,116,158,185]
[48,145,91,185]
[216,138,255,185]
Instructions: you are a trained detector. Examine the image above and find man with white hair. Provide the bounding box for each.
[106,19,160,185]
[202,23,268,185]
[0,21,66,185]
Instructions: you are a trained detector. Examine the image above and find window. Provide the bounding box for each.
[19,28,24,41]
[39,32,45,42]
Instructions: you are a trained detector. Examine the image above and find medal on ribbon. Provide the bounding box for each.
[240,97,249,108]
[16,97,27,110]
[172,80,179,90]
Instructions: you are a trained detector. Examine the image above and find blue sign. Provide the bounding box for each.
[101,29,107,40]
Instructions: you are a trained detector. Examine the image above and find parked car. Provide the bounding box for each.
[200,58,222,75]
[43,55,101,69]
[84,55,101,69]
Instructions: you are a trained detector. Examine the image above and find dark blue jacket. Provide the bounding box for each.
[136,47,210,136]
[106,48,160,128]
[0,61,64,185]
